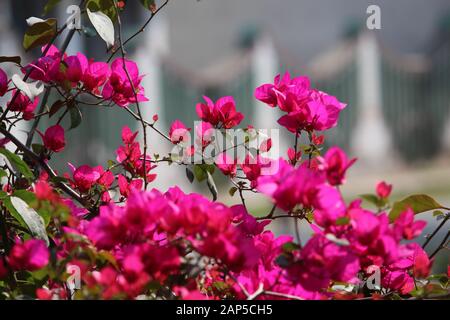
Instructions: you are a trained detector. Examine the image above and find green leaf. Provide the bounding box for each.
[0,169,7,179]
[87,7,115,48]
[360,193,383,207]
[49,100,65,118]
[228,186,238,197]
[185,167,194,184]
[43,0,62,15]
[193,164,207,182]
[87,0,117,21]
[336,216,350,226]
[389,194,449,222]
[282,242,300,253]
[433,210,444,217]
[0,56,21,65]
[69,105,82,129]
[139,0,156,12]
[32,144,45,155]
[23,18,57,52]
[12,190,51,226]
[206,171,218,201]
[0,148,34,180]
[3,196,49,245]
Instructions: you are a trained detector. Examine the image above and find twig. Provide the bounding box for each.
[429,230,450,259]
[25,15,84,148]
[113,0,150,188]
[422,213,449,249]
[107,0,170,63]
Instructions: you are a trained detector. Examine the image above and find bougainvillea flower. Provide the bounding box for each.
[376,181,392,199]
[102,58,148,107]
[318,146,356,186]
[118,174,143,198]
[255,72,311,109]
[64,52,88,84]
[196,96,244,129]
[8,239,49,271]
[39,124,66,153]
[22,45,63,83]
[215,152,237,177]
[7,90,39,120]
[169,120,191,144]
[0,67,8,96]
[116,126,157,182]
[82,61,110,94]
[194,121,214,149]
[393,208,427,240]
[68,164,101,193]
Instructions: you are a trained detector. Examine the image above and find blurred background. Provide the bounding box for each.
[0,0,449,271]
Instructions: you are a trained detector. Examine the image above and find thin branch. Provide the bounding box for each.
[0,22,70,122]
[24,0,86,148]
[422,213,449,249]
[429,230,450,259]
[113,0,150,188]
[107,0,170,63]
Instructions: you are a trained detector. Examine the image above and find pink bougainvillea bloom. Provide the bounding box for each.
[22,45,63,83]
[118,174,143,198]
[82,61,110,94]
[8,239,49,271]
[169,120,191,144]
[410,244,431,278]
[287,147,302,164]
[7,90,39,120]
[0,67,8,96]
[319,146,356,186]
[194,121,214,149]
[257,160,336,213]
[216,152,237,177]
[288,235,360,293]
[64,52,88,84]
[376,181,392,199]
[196,96,244,129]
[277,93,346,133]
[40,124,65,153]
[102,58,148,107]
[69,164,101,193]
[393,208,427,240]
[116,126,157,182]
[231,205,270,236]
[259,138,272,153]
[255,72,311,109]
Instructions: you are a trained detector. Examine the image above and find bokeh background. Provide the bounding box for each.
[1,0,449,271]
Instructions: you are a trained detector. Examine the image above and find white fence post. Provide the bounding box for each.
[351,31,393,168]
